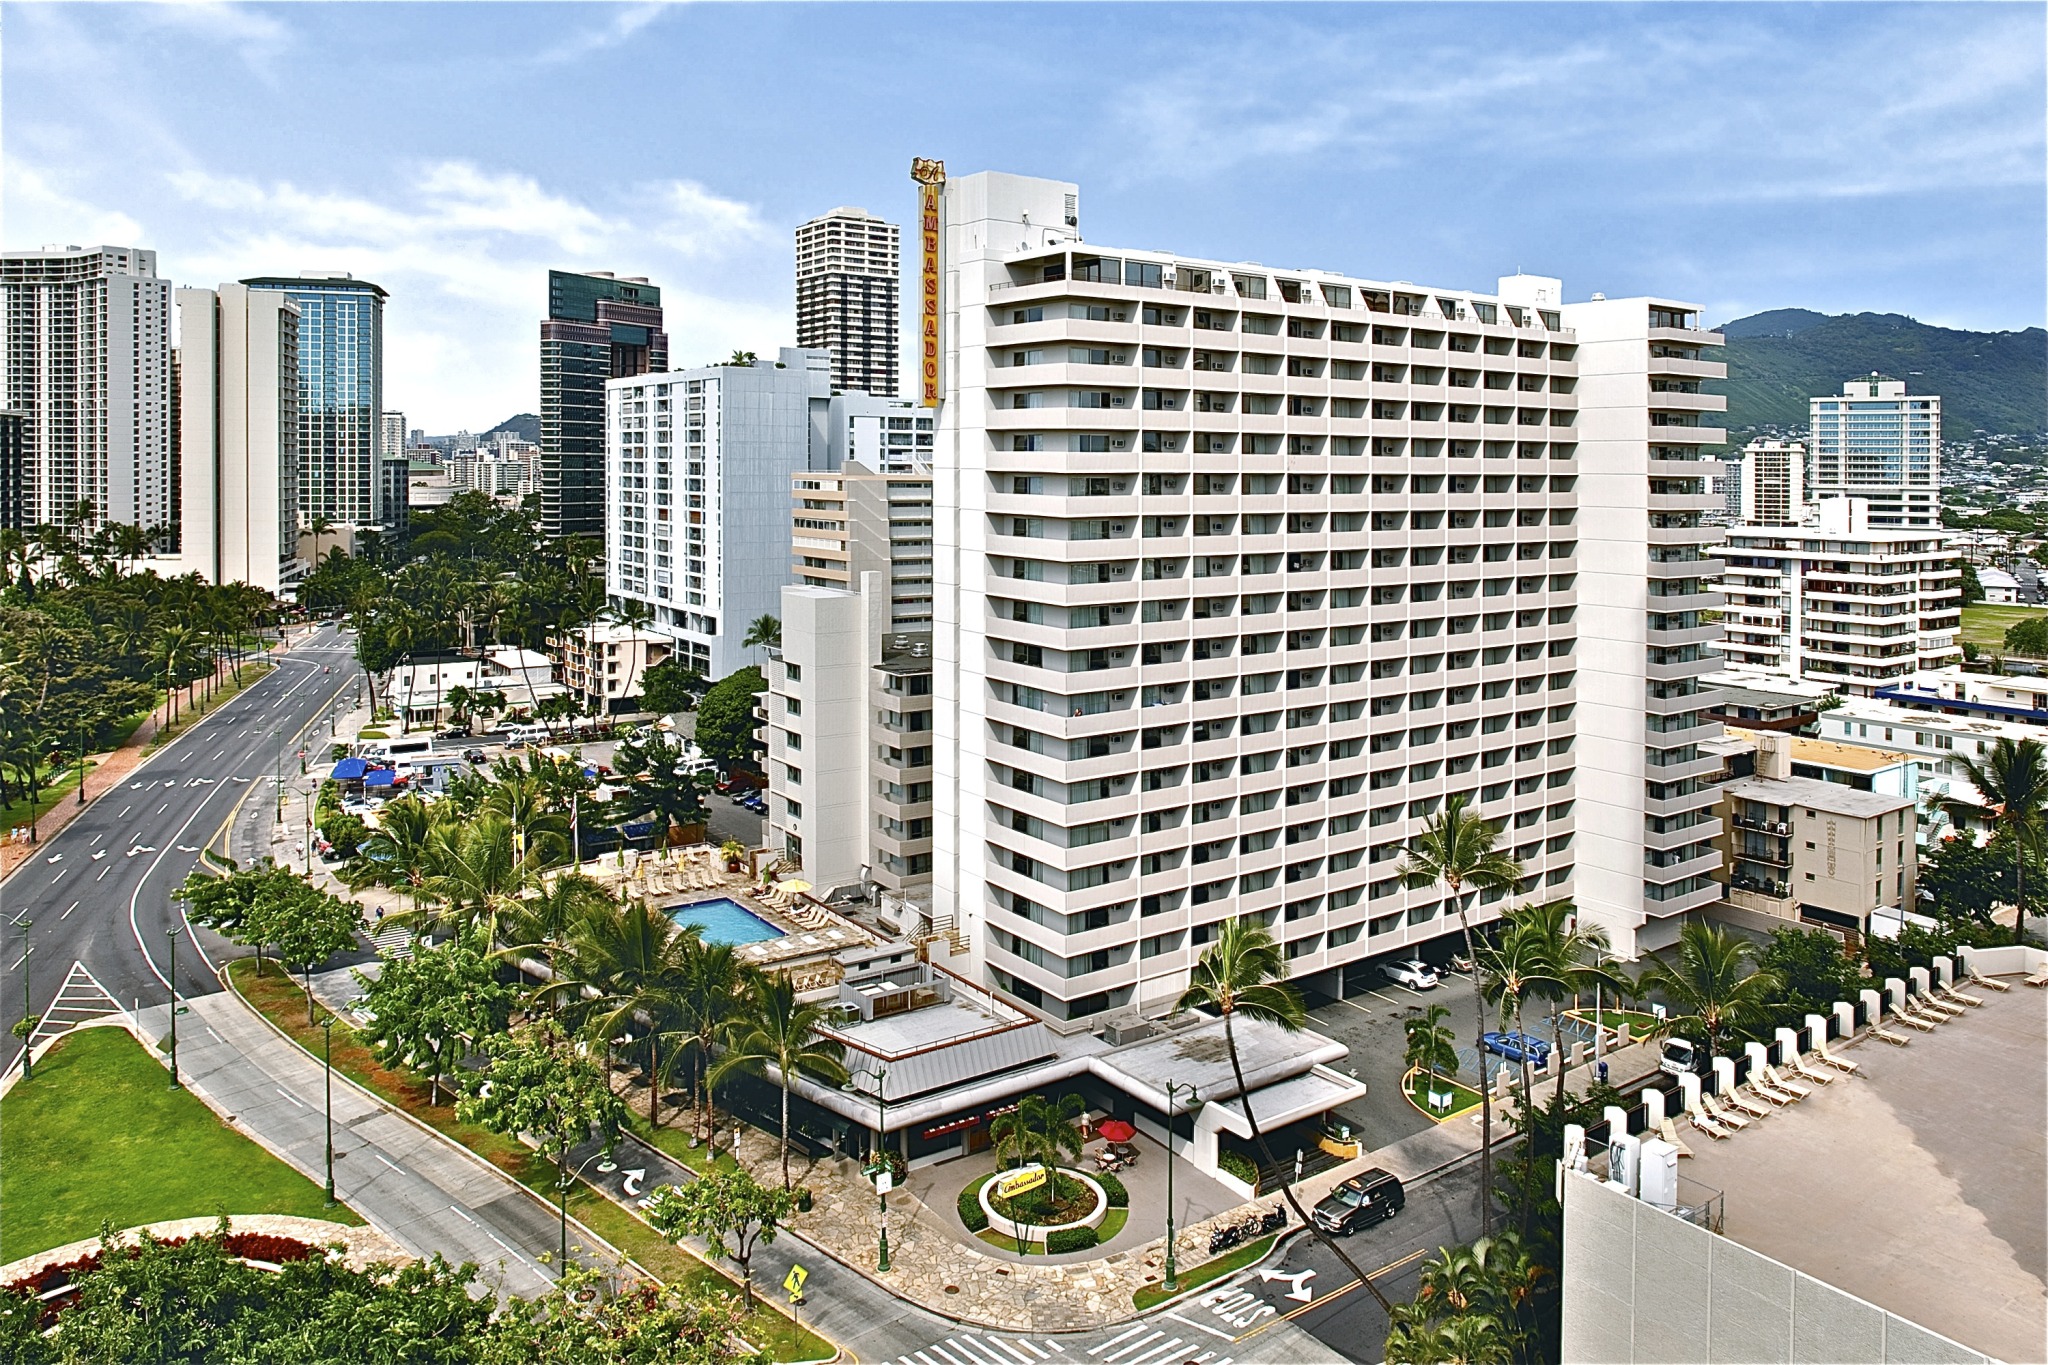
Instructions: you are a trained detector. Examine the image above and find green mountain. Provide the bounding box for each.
[483,413,540,443]
[1712,311,2046,438]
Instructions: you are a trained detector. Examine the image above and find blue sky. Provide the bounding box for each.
[6,2,2042,432]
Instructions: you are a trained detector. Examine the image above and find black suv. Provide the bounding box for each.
[1310,1168,1405,1236]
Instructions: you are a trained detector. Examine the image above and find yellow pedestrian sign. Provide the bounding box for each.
[783,1264,809,1298]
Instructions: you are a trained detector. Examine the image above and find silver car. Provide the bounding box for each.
[1379,958,1442,990]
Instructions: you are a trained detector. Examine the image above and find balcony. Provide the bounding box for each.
[1731,814,1790,836]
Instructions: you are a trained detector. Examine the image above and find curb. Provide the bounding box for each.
[217,960,642,1289]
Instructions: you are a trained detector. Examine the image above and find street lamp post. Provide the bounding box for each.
[319,1015,337,1206]
[166,925,183,1089]
[843,1066,891,1272]
[1162,1079,1200,1294]
[76,724,87,806]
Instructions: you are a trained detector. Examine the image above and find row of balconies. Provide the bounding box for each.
[993,313,1579,357]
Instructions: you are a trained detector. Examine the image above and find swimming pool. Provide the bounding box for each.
[667,897,786,947]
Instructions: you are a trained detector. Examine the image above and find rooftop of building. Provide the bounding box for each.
[1722,771,1914,819]
[1828,694,2048,741]
[1702,667,1843,702]
[1707,683,1825,715]
[1673,977,2044,1362]
[1728,730,1913,774]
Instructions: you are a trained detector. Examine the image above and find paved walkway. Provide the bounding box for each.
[134,988,595,1299]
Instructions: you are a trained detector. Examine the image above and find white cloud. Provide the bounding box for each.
[156,158,788,430]
[3,162,146,249]
[530,1,678,67]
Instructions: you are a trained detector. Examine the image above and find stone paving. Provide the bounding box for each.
[0,1214,408,1287]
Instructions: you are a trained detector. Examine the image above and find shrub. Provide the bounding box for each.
[1045,1227,1099,1255]
[957,1181,989,1233]
[1095,1172,1129,1208]
[1217,1150,1259,1188]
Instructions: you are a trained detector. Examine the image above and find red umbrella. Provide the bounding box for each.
[1096,1118,1137,1143]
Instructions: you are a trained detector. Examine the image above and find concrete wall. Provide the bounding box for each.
[1561,1171,1989,1364]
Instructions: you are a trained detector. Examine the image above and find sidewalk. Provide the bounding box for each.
[134,987,583,1300]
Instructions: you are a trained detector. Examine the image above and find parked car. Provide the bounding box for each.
[463,749,487,764]
[1481,1030,1552,1066]
[341,798,373,817]
[1379,958,1441,991]
[435,725,471,740]
[1311,1168,1405,1235]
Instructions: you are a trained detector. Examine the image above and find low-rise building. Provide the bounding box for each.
[1713,731,1915,932]
[387,648,566,729]
[553,624,673,716]
[1977,565,2020,604]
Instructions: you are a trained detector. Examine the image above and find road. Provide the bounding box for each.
[2,623,361,1066]
[1180,1160,1489,1364]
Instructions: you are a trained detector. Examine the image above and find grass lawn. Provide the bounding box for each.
[0,1026,360,1261]
[1132,1233,1277,1311]
[0,763,87,835]
[1961,604,2048,650]
[1400,1067,1484,1122]
[972,1206,1130,1256]
[630,1115,741,1176]
[227,959,830,1362]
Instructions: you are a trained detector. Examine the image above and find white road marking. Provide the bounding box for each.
[375,1153,403,1173]
[448,1204,478,1224]
[118,806,131,818]
[48,871,64,885]
[926,1346,971,1365]
[60,901,78,920]
[1089,1328,1149,1356]
[1097,1331,1162,1363]
[90,833,103,846]
[96,869,109,881]
[1165,1313,1237,1343]
[155,802,170,814]
[1121,1341,1188,1365]
[44,854,61,863]
[274,1087,307,1109]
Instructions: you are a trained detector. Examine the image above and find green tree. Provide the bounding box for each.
[609,730,714,837]
[267,880,366,1025]
[637,657,701,716]
[710,973,848,1188]
[644,1168,796,1311]
[741,614,780,655]
[457,1019,627,1253]
[1174,917,1395,1316]
[1385,1229,1545,1364]
[1496,901,1626,1107]
[988,1091,1086,1177]
[1917,830,2023,926]
[694,666,766,769]
[478,1265,752,1365]
[674,936,751,1141]
[1403,1003,1461,1098]
[1945,735,2048,944]
[175,862,298,976]
[345,794,438,916]
[1635,921,1782,1060]
[544,899,695,1127]
[2004,615,2048,658]
[1400,795,1524,1236]
[496,872,616,1008]
[1755,926,1862,1030]
[1959,560,1984,605]
[353,932,513,1104]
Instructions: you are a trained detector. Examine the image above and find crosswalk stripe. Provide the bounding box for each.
[927,1343,972,1365]
[951,1339,1009,1365]
[1121,1339,1186,1365]
[991,1338,1042,1362]
[1089,1327,1149,1357]
[1099,1332,1164,1364]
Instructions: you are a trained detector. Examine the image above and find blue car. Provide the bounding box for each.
[1481,1030,1552,1066]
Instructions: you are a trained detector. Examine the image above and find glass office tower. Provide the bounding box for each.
[540,270,666,539]
[243,273,387,527]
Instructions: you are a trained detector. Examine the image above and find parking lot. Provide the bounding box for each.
[1302,965,1481,1151]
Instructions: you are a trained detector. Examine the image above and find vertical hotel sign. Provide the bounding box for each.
[912,158,946,407]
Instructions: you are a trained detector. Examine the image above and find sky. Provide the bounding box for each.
[6,1,2042,434]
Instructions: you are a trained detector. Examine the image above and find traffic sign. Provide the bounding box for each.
[783,1264,809,1296]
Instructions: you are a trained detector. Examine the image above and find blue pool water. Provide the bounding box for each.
[667,897,785,947]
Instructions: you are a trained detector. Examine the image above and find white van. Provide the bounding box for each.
[503,723,549,748]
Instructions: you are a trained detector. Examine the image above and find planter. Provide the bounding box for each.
[977,1167,1108,1243]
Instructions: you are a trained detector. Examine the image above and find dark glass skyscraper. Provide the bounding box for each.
[243,273,387,527]
[540,270,666,539]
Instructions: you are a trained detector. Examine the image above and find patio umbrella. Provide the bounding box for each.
[1096,1118,1137,1143]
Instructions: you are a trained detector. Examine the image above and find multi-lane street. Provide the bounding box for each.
[2,623,361,1066]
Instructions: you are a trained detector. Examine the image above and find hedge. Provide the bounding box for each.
[1217,1150,1259,1187]
[1045,1226,1098,1254]
[1095,1172,1129,1208]
[957,1181,989,1233]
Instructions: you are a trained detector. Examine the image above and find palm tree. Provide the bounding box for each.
[989,1091,1086,1176]
[1635,920,1782,1061]
[496,871,615,1002]
[1175,918,1395,1316]
[347,795,439,920]
[1403,1003,1461,1105]
[741,614,781,658]
[1946,735,2048,944]
[710,974,848,1188]
[1501,902,1628,1107]
[1477,918,1566,1120]
[545,900,695,1127]
[674,937,750,1141]
[412,811,534,942]
[1399,795,1523,1237]
[1386,1230,1544,1364]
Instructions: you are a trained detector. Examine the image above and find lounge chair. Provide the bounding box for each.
[1900,998,1953,1025]
[1710,1090,1767,1123]
[1658,1117,1696,1156]
[1913,993,1965,1019]
[1812,1038,1861,1073]
[1745,1075,1798,1107]
[1688,1110,1733,1140]
[1869,1022,1913,1046]
[1789,1054,1836,1085]
[1764,1064,1814,1098]
[1968,970,2011,992]
[1935,982,1984,1008]
[1890,1006,1938,1031]
[2025,964,2048,988]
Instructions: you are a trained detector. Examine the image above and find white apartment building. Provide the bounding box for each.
[1564,294,1729,955]
[796,208,900,398]
[1809,375,1940,528]
[175,284,303,598]
[792,464,935,632]
[380,411,408,464]
[928,171,1588,1022]
[831,391,934,473]
[1,245,174,539]
[604,347,831,680]
[552,623,672,715]
[1739,437,1805,525]
[1817,693,2048,834]
[1719,498,1963,695]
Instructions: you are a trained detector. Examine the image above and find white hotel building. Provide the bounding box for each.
[927,171,1607,1022]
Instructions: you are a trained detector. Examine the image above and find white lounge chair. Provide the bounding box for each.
[1745,1075,1798,1107]
[2026,964,2048,988]
[1688,1110,1733,1140]
[1788,1054,1836,1085]
[1869,1022,1913,1046]
[1935,982,1984,1008]
[1763,1064,1814,1099]
[1658,1117,1696,1156]
[1708,1091,1764,1124]
[1890,1006,1938,1032]
[1913,993,1965,1019]
[1812,1038,1861,1073]
[1968,970,2011,993]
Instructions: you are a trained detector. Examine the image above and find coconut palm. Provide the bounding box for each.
[741,614,781,657]
[1403,1003,1461,1103]
[1477,917,1567,1119]
[347,794,439,920]
[1400,795,1524,1237]
[1175,918,1395,1316]
[673,937,751,1141]
[545,899,696,1127]
[710,974,849,1187]
[1945,736,2048,944]
[496,871,615,1000]
[1387,1229,1544,1364]
[1635,920,1782,1061]
[1501,901,1629,1106]
[989,1091,1086,1176]
[412,811,534,942]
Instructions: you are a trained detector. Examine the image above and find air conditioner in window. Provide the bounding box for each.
[1111,439,1127,450]
[1111,355,1128,364]
[1111,523,1128,534]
